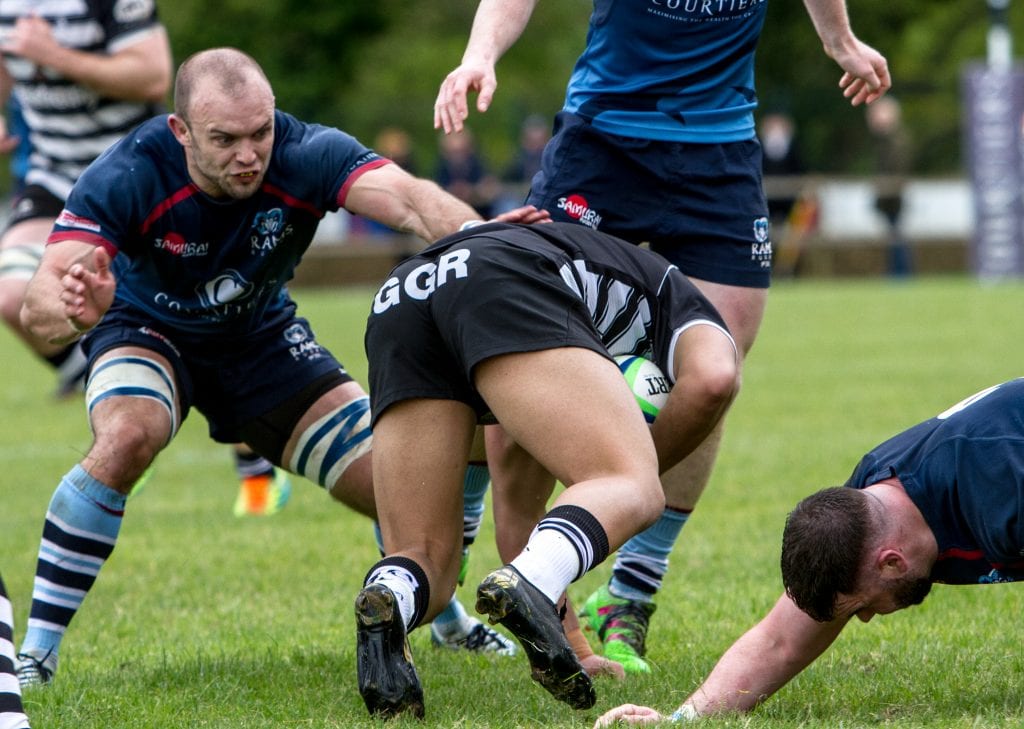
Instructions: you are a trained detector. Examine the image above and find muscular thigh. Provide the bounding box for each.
[475,347,657,488]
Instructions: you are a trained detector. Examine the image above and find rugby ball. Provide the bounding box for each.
[615,355,670,423]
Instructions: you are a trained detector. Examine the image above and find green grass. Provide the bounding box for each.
[3,277,1024,728]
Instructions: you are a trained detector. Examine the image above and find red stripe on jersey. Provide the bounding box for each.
[262,183,324,217]
[141,184,201,234]
[337,158,391,208]
[937,547,985,561]
[47,230,118,258]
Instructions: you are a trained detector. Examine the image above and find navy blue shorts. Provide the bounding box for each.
[82,304,352,445]
[526,112,771,288]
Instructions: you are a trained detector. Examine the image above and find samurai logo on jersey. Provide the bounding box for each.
[751,216,771,268]
[155,232,209,257]
[557,194,603,229]
[373,248,471,314]
[250,208,293,256]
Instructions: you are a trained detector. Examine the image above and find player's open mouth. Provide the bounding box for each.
[237,171,258,179]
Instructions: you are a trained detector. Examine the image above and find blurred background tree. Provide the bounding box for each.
[158,0,1024,177]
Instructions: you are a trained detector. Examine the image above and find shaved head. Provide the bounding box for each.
[174,47,272,122]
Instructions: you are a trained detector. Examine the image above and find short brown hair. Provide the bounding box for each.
[780,487,872,622]
[173,47,271,122]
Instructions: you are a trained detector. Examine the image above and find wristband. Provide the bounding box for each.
[668,704,699,722]
[459,219,485,231]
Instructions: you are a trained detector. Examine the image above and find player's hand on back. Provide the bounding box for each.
[489,204,551,226]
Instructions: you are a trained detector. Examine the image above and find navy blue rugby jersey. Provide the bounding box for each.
[414,221,734,380]
[47,110,387,336]
[844,379,1024,584]
[564,0,768,142]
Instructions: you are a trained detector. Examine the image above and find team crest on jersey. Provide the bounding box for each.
[250,208,292,256]
[196,270,253,309]
[751,216,771,268]
[557,194,603,229]
[283,323,309,344]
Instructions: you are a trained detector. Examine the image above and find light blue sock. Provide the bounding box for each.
[21,465,126,667]
[609,507,689,603]
[461,463,490,546]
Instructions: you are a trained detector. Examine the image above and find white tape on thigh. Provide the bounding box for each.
[86,356,178,444]
[0,243,43,281]
[289,396,372,489]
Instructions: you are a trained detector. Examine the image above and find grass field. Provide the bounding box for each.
[2,276,1023,728]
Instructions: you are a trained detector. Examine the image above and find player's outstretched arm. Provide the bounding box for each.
[22,241,114,345]
[345,163,549,243]
[434,0,538,133]
[802,0,891,106]
[594,593,848,725]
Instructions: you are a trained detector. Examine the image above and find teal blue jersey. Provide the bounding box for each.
[564,0,768,142]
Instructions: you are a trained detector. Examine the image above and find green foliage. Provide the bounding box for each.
[156,0,1024,174]
[158,1,389,123]
[5,276,1024,727]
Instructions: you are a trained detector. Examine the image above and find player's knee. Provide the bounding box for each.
[86,354,178,452]
[93,412,163,475]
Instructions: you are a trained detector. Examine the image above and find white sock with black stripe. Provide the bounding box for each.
[510,504,609,604]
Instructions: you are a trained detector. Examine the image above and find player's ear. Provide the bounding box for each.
[168,115,191,146]
[877,548,908,578]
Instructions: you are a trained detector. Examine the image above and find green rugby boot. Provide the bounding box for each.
[580,583,656,674]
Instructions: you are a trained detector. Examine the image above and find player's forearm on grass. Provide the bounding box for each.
[686,596,847,715]
[462,0,538,66]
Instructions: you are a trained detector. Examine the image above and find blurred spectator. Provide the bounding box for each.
[349,126,420,238]
[375,126,418,175]
[495,114,551,214]
[866,95,913,277]
[760,111,817,277]
[434,128,500,218]
[759,112,804,226]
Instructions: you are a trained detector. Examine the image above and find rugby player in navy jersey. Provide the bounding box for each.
[595,379,1024,724]
[13,47,547,687]
[435,0,891,675]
